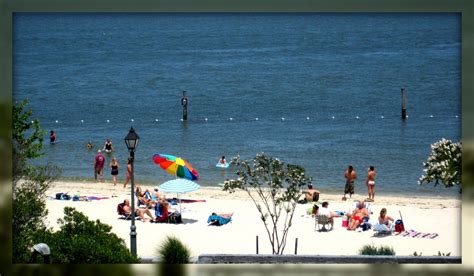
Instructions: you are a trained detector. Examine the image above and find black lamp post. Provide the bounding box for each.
[124,126,139,257]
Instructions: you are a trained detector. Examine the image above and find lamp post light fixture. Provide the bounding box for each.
[124,126,139,257]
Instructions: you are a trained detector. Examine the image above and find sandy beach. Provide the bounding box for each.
[44,180,461,261]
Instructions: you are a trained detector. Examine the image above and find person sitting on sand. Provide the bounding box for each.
[303,182,320,203]
[378,208,394,227]
[308,204,319,217]
[118,199,154,222]
[347,200,369,231]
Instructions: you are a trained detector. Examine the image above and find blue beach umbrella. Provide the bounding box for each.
[158,179,200,213]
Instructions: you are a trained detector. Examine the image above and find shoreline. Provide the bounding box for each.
[50,176,462,201]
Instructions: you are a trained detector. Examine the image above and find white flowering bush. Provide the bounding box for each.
[418,138,461,188]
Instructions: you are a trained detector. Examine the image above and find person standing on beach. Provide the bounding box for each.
[343,165,357,200]
[366,166,376,201]
[94,150,105,182]
[110,157,119,186]
[123,158,132,189]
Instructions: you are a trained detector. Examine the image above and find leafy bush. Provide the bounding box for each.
[359,244,395,255]
[157,236,191,264]
[32,207,138,264]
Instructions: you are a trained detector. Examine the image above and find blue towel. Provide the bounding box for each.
[207,215,232,226]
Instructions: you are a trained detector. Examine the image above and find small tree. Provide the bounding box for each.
[12,99,61,263]
[418,138,461,189]
[223,153,309,255]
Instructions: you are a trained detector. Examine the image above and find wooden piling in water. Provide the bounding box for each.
[181,90,188,121]
[401,88,407,120]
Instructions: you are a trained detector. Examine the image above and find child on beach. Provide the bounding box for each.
[110,157,119,186]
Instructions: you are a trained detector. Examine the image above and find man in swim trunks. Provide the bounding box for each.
[347,200,369,231]
[343,165,357,200]
[366,166,376,201]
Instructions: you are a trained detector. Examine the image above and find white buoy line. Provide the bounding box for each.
[48,114,461,125]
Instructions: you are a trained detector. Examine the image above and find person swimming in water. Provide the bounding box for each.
[102,138,114,153]
[87,141,93,150]
[50,130,56,144]
[218,156,226,165]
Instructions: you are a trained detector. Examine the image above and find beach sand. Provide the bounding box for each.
[45,180,461,261]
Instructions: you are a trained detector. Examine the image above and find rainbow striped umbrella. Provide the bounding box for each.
[152,153,199,181]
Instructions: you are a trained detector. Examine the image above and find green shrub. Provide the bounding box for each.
[157,236,191,264]
[359,244,395,255]
[32,207,138,264]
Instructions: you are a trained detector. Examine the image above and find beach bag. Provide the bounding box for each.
[55,193,70,200]
[395,210,405,232]
[362,222,371,231]
[395,219,405,232]
[167,211,182,224]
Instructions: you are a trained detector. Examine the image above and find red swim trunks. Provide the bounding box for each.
[352,215,363,223]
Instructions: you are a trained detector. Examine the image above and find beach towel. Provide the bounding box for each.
[397,229,439,239]
[207,214,232,226]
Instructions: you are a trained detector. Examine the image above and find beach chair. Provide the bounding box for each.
[314,214,333,232]
[117,203,138,220]
[373,223,394,236]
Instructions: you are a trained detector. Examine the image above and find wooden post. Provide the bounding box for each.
[401,88,407,120]
[181,90,188,121]
[295,238,298,255]
[256,236,259,254]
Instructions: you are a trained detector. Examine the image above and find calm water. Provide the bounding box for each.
[13,13,461,197]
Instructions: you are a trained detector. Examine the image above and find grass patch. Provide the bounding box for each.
[157,236,191,264]
[359,244,395,255]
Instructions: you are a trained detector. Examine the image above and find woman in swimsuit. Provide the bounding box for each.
[103,139,114,152]
[366,166,376,201]
[378,208,394,227]
[110,157,119,186]
[123,158,132,189]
